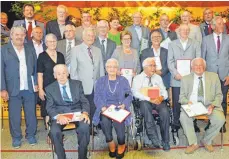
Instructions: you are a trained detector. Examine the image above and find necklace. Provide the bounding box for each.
[108,79,119,94]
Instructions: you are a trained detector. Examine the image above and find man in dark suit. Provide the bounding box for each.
[12,4,45,42]
[93,20,116,69]
[46,64,90,159]
[1,26,38,148]
[46,5,68,40]
[149,14,177,47]
[141,30,170,89]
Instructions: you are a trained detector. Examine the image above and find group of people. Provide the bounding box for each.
[1,3,229,159]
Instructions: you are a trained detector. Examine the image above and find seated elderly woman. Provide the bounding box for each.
[93,58,133,159]
[111,31,141,76]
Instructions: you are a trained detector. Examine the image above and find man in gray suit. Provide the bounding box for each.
[126,12,150,56]
[46,64,90,159]
[1,26,38,148]
[93,20,116,69]
[70,27,104,132]
[149,14,177,47]
[168,24,201,131]
[179,58,225,154]
[57,24,80,72]
[202,16,229,133]
[13,4,45,42]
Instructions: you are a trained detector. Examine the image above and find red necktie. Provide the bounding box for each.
[217,36,220,53]
[208,24,212,34]
[27,22,32,40]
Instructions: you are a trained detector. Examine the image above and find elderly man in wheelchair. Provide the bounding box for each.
[132,57,170,151]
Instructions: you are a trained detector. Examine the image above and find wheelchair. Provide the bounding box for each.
[131,98,179,150]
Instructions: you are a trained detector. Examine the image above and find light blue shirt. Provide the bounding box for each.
[134,25,142,40]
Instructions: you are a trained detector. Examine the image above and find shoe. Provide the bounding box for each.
[27,137,37,146]
[201,140,214,152]
[151,140,161,148]
[162,142,170,151]
[116,144,126,159]
[12,139,21,149]
[108,141,116,158]
[220,125,226,133]
[185,144,199,154]
[109,150,116,158]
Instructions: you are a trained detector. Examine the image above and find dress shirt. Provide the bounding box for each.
[153,47,161,57]
[179,38,188,50]
[98,37,107,53]
[134,25,142,40]
[189,73,206,104]
[32,40,44,58]
[213,32,222,52]
[12,42,28,90]
[132,72,168,101]
[58,23,65,38]
[160,28,168,39]
[58,80,73,101]
[25,19,36,30]
[66,39,75,53]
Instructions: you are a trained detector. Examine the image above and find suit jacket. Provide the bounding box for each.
[13,19,45,42]
[45,79,90,119]
[1,42,37,96]
[1,25,10,46]
[200,22,227,37]
[148,28,177,46]
[167,38,201,87]
[125,25,150,55]
[46,20,65,41]
[93,37,116,67]
[201,34,229,80]
[140,47,170,88]
[70,42,105,94]
[27,40,46,58]
[179,72,223,112]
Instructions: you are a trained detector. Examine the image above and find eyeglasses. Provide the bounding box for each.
[152,36,162,39]
[106,66,118,69]
[46,40,57,43]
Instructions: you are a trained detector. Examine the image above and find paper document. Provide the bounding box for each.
[160,37,171,49]
[102,105,130,123]
[140,38,149,52]
[177,59,191,76]
[140,87,160,99]
[57,112,82,123]
[121,68,133,86]
[181,102,208,117]
[154,57,162,70]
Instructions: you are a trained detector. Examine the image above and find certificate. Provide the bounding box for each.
[57,112,82,124]
[177,59,191,76]
[140,87,160,99]
[154,57,162,70]
[181,102,208,117]
[160,37,171,49]
[120,68,133,86]
[140,38,149,52]
[102,105,130,123]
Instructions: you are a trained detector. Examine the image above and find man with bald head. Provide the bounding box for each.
[179,58,225,154]
[126,12,150,55]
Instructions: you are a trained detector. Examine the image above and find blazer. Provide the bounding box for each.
[93,37,116,67]
[200,22,227,37]
[27,40,46,58]
[70,42,105,95]
[12,19,45,42]
[140,47,170,88]
[1,42,37,96]
[201,33,229,81]
[148,28,177,46]
[179,72,223,112]
[125,25,150,55]
[45,80,90,119]
[167,38,201,87]
[46,20,65,41]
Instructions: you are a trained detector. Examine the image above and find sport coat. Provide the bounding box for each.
[125,25,150,55]
[179,72,223,112]
[1,42,37,96]
[200,22,227,37]
[167,38,201,87]
[93,37,116,67]
[46,20,65,41]
[70,42,105,95]
[201,33,229,80]
[13,19,45,42]
[45,80,90,119]
[140,47,170,88]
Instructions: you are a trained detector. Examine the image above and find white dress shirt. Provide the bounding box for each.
[12,42,28,90]
[153,47,161,57]
[132,72,168,101]
[32,40,44,58]
[25,19,36,30]
[98,37,107,53]
[58,80,73,101]
[179,39,188,50]
[213,32,222,52]
[66,39,75,52]
[189,73,206,104]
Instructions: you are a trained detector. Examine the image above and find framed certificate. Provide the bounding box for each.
[140,87,160,99]
[176,59,191,76]
[120,68,133,86]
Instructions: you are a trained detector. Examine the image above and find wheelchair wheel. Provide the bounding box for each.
[173,136,179,146]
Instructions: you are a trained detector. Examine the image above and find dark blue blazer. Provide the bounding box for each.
[46,20,65,41]
[1,42,37,96]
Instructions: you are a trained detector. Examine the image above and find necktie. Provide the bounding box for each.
[87,47,94,64]
[101,39,105,55]
[198,77,204,103]
[217,36,220,53]
[27,22,32,40]
[65,41,72,67]
[147,76,152,86]
[62,85,71,102]
[208,24,212,35]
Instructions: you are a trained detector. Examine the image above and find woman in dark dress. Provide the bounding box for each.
[37,33,65,129]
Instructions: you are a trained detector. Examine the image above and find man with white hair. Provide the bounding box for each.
[46,5,68,40]
[132,58,170,151]
[179,58,225,154]
[45,64,90,159]
[93,19,116,68]
[70,27,104,134]
[1,26,38,148]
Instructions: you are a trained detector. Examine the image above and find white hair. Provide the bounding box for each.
[191,58,206,68]
[211,16,223,27]
[142,57,155,68]
[82,27,96,38]
[105,58,119,68]
[65,24,76,32]
[10,26,26,35]
[53,64,69,75]
[45,33,57,43]
[57,5,68,13]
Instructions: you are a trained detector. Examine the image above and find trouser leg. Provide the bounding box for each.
[85,92,96,128]
[100,115,113,142]
[172,87,181,128]
[113,121,125,145]
[220,80,228,118]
